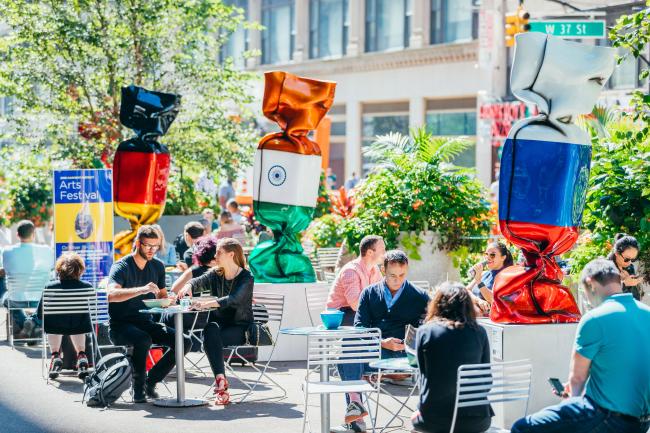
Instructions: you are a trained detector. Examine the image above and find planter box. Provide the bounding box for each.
[398,231,460,288]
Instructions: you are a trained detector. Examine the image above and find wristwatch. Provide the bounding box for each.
[477,282,486,289]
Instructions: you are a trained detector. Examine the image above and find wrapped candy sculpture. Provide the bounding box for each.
[491,33,615,324]
[249,71,336,283]
[113,85,180,258]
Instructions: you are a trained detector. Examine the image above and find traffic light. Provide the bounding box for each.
[505,6,531,47]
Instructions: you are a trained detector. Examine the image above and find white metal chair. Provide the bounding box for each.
[305,285,331,327]
[302,329,382,433]
[411,280,431,292]
[451,359,533,433]
[5,271,51,347]
[208,292,287,403]
[40,285,97,381]
[316,247,340,273]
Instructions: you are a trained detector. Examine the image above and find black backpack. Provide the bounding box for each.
[83,352,132,407]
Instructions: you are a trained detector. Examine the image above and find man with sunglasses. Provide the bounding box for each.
[107,225,190,403]
[512,258,650,433]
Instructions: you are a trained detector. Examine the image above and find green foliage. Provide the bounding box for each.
[306,214,341,248]
[164,168,219,216]
[340,128,493,255]
[313,170,332,219]
[0,0,259,180]
[569,118,650,281]
[0,148,52,226]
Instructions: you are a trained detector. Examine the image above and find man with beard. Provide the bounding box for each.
[107,225,190,403]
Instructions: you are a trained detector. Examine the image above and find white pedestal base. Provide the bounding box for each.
[254,282,330,361]
[479,319,578,429]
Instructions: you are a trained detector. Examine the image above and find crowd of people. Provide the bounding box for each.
[0,214,648,433]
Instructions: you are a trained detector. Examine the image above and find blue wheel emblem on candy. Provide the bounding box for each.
[268,165,287,186]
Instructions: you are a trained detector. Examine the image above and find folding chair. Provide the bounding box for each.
[410,281,431,292]
[5,271,51,347]
[40,285,97,382]
[302,328,382,433]
[316,247,340,273]
[451,359,532,433]
[210,293,287,403]
[305,284,331,327]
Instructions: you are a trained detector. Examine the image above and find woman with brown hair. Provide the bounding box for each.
[37,252,92,380]
[411,282,493,433]
[177,238,254,405]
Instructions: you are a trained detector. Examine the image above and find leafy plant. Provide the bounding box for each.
[340,128,493,256]
[164,168,219,216]
[305,214,341,248]
[329,186,355,218]
[313,170,332,219]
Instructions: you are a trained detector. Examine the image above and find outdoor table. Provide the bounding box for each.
[369,357,419,433]
[140,305,213,407]
[280,326,369,433]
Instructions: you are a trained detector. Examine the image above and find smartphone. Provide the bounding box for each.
[548,377,565,396]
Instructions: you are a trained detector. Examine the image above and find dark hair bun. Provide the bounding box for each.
[614,233,628,241]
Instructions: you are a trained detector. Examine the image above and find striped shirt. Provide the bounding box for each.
[326,257,382,310]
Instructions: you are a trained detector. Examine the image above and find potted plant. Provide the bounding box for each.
[339,128,493,285]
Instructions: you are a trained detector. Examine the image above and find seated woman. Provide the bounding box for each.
[37,252,92,380]
[465,241,514,315]
[177,238,253,405]
[152,224,178,266]
[608,233,644,301]
[215,211,246,245]
[412,281,493,433]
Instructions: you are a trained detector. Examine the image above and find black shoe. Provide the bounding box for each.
[48,353,63,379]
[133,386,147,403]
[145,379,159,399]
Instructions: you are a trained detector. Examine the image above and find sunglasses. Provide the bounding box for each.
[621,256,638,263]
[483,252,497,259]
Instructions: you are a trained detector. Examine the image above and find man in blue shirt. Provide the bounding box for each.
[512,258,650,433]
[2,220,54,336]
[333,249,430,433]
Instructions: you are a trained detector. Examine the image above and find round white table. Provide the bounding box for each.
[141,306,210,407]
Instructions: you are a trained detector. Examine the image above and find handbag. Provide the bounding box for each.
[245,303,273,346]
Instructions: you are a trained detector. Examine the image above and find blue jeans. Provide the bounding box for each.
[2,297,40,331]
[338,348,406,405]
[511,396,650,433]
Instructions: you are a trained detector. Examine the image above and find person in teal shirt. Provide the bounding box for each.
[512,258,650,433]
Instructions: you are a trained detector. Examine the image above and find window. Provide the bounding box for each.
[365,0,412,52]
[220,0,248,68]
[309,0,348,59]
[262,0,295,65]
[431,0,478,45]
[609,47,639,90]
[362,102,409,175]
[328,106,347,188]
[426,110,477,167]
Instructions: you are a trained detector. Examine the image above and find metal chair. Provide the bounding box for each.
[305,284,331,327]
[40,285,97,381]
[206,292,287,403]
[411,280,431,292]
[302,329,382,433]
[316,247,340,273]
[5,271,51,347]
[451,359,533,433]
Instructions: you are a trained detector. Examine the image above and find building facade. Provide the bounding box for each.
[225,0,646,188]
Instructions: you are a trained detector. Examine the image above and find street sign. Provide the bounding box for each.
[529,20,606,38]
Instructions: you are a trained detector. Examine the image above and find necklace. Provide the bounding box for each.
[220,267,242,298]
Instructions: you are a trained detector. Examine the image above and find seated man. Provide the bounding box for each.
[2,220,54,337]
[512,258,650,433]
[107,225,190,403]
[333,249,430,433]
[325,235,385,326]
[178,221,205,270]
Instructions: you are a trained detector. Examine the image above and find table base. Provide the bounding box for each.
[152,398,208,407]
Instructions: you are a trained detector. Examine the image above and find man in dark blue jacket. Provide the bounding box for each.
[333,249,430,433]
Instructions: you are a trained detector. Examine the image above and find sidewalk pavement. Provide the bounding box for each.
[0,341,417,433]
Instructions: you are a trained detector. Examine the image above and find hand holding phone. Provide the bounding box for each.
[548,377,568,398]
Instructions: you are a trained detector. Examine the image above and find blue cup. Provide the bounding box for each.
[320,309,344,330]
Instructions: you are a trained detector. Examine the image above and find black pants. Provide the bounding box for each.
[203,322,247,377]
[340,307,356,326]
[109,320,190,388]
[411,410,491,433]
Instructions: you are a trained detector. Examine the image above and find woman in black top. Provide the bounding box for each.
[607,234,644,301]
[412,282,493,433]
[37,253,92,380]
[178,238,254,405]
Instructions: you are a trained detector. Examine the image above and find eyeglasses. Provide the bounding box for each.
[483,252,497,259]
[141,243,161,251]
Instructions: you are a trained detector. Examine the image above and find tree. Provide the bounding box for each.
[0,0,259,179]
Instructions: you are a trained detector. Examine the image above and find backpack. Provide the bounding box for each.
[83,352,132,407]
